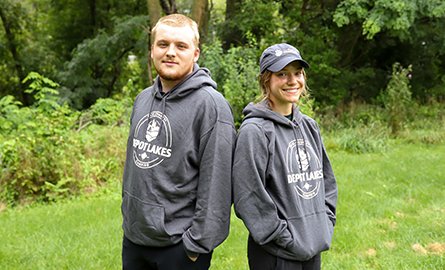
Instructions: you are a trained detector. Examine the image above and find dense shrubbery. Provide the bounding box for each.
[318,63,445,153]
[200,40,259,127]
[1,59,444,207]
[0,73,130,206]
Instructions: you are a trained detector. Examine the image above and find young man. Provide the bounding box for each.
[121,14,235,270]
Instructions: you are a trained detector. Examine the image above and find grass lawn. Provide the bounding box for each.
[0,143,444,269]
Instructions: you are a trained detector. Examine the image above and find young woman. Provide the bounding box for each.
[232,43,338,270]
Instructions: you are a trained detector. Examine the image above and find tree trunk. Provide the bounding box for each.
[89,0,97,34]
[190,0,209,43]
[159,0,177,14]
[147,0,163,29]
[222,0,244,49]
[147,0,165,85]
[0,3,27,104]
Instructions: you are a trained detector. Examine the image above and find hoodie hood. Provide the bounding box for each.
[242,101,303,126]
[153,63,217,100]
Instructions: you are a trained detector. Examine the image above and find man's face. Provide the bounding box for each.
[151,24,200,91]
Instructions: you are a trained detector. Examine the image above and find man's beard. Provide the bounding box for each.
[157,70,183,81]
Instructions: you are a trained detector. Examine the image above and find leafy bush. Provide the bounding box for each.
[0,72,128,206]
[0,73,77,204]
[201,40,259,127]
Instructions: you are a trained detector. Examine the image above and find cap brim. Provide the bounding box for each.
[267,55,309,72]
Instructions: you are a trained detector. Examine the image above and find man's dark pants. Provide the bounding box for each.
[122,236,212,270]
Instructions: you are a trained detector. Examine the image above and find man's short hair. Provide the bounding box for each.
[151,14,200,47]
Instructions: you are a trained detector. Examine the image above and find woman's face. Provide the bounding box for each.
[268,61,305,115]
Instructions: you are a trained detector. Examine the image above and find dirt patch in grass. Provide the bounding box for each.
[383,241,397,250]
[412,242,445,255]
[412,243,428,255]
[365,248,377,257]
[427,242,445,254]
[0,203,6,213]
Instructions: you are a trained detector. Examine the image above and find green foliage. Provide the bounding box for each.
[380,62,413,135]
[3,0,445,108]
[1,0,445,207]
[298,95,316,119]
[201,39,259,127]
[0,72,128,206]
[334,0,445,39]
[398,101,445,144]
[117,58,146,102]
[0,0,28,97]
[0,73,76,205]
[23,72,60,111]
[78,98,132,129]
[218,0,283,48]
[0,95,23,132]
[59,15,149,109]
[330,0,445,103]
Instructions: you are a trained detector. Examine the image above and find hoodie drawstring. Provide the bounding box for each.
[291,121,311,172]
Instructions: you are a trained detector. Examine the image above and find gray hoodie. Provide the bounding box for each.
[233,101,337,261]
[122,64,235,254]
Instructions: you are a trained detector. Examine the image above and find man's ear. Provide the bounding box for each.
[194,47,200,63]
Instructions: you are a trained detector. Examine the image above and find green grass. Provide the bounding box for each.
[321,143,445,270]
[1,143,444,269]
[0,192,122,269]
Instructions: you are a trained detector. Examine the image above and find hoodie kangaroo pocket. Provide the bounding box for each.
[122,192,170,245]
[285,213,332,260]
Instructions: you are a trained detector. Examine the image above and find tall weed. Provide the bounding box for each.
[379,63,413,135]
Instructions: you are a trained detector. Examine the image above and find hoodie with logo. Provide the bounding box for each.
[121,64,236,255]
[232,101,337,261]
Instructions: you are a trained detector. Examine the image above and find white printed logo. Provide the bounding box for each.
[286,139,323,199]
[145,119,160,142]
[133,111,172,169]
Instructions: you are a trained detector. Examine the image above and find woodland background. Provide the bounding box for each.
[1,1,444,269]
[1,0,444,204]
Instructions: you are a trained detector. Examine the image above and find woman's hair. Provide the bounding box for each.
[257,68,309,106]
[151,14,200,47]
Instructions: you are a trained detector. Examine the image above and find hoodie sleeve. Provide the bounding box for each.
[321,142,337,226]
[311,119,337,226]
[232,123,293,248]
[182,99,236,254]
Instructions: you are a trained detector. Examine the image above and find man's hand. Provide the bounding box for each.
[185,249,199,262]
